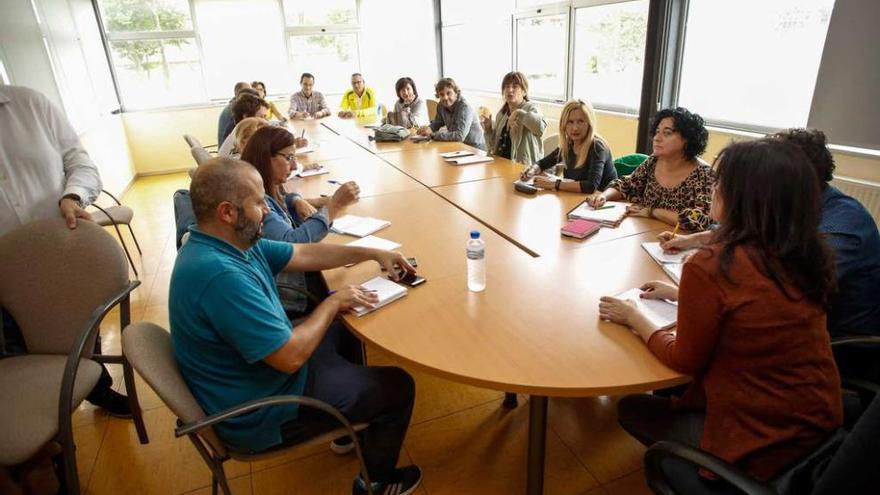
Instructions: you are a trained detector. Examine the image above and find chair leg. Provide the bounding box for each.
[503,392,519,408]
[189,435,233,495]
[125,224,143,255]
[59,430,81,495]
[211,476,218,495]
[124,358,149,444]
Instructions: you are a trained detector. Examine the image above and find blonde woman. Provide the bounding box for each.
[481,71,547,166]
[523,99,616,194]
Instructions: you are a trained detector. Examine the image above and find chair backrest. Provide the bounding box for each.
[811,395,880,494]
[190,146,211,166]
[426,99,438,121]
[543,134,559,153]
[0,218,130,355]
[183,134,203,149]
[614,153,649,177]
[122,321,227,456]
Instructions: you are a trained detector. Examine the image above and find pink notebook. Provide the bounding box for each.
[561,219,601,239]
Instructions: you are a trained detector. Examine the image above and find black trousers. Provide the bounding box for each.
[1,308,115,404]
[617,393,742,495]
[280,322,415,483]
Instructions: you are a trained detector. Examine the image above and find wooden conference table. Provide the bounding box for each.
[287,116,687,495]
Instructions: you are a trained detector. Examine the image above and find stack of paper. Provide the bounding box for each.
[567,201,628,227]
[351,276,408,317]
[614,288,677,331]
[444,155,493,165]
[331,215,391,237]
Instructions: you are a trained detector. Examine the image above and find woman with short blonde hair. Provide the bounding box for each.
[233,117,270,157]
[524,99,616,194]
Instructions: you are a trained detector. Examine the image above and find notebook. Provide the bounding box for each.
[330,215,391,237]
[444,155,494,165]
[662,263,683,285]
[567,201,628,227]
[295,165,329,178]
[561,219,602,239]
[439,150,475,159]
[295,144,318,155]
[351,276,408,317]
[641,242,695,265]
[614,288,677,331]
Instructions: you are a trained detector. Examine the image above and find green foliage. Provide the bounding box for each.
[584,11,647,74]
[303,8,355,60]
[101,0,190,80]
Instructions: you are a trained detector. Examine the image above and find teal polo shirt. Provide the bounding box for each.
[169,228,307,453]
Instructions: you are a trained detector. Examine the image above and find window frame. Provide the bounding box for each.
[512,4,572,103]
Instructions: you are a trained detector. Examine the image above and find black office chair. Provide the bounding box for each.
[643,336,880,495]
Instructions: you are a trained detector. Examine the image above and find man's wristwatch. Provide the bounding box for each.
[59,194,82,208]
[554,179,562,191]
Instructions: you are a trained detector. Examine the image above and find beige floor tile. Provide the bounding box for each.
[366,346,501,425]
[405,399,598,495]
[86,406,249,495]
[548,396,646,484]
[602,470,651,495]
[75,420,108,488]
[251,449,414,495]
[181,474,252,495]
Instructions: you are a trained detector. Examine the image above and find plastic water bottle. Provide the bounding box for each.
[467,230,486,292]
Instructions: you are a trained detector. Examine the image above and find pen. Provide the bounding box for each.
[300,129,305,139]
[594,205,614,210]
[328,179,343,185]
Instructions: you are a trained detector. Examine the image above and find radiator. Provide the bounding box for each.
[831,176,880,227]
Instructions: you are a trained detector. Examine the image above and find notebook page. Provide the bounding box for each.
[615,288,677,330]
[351,276,408,316]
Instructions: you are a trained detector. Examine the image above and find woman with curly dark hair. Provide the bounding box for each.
[601,138,842,487]
[590,107,714,231]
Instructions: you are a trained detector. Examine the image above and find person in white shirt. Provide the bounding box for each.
[0,84,132,417]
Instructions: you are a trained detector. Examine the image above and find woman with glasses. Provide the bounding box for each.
[591,107,714,231]
[241,126,360,315]
[521,99,616,194]
[481,71,547,167]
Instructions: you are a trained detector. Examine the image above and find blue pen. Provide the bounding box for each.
[328,179,342,185]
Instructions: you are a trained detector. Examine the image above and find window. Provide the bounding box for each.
[96,0,206,109]
[678,0,835,129]
[283,0,361,97]
[441,0,513,93]
[572,0,648,112]
[194,0,288,100]
[515,11,567,101]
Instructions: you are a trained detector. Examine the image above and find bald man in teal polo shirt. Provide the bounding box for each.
[170,158,423,495]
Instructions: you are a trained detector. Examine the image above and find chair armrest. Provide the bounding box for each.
[275,282,322,305]
[831,335,880,397]
[57,280,141,438]
[831,336,880,348]
[101,189,124,206]
[645,441,777,495]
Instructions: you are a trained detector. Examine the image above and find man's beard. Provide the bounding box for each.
[234,207,263,246]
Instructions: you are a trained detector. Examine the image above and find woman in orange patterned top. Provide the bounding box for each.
[600,138,842,488]
[590,107,714,231]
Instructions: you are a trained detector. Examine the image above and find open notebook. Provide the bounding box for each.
[567,201,628,227]
[615,288,677,331]
[295,165,329,178]
[439,150,475,159]
[351,276,408,317]
[331,215,391,237]
[641,242,696,264]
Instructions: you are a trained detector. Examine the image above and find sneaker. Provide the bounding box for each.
[331,435,355,455]
[352,465,422,495]
[88,388,133,419]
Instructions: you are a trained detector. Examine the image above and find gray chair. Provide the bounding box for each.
[542,134,559,153]
[122,321,373,495]
[90,189,143,278]
[0,219,147,495]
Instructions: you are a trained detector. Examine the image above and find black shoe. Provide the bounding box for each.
[331,435,355,455]
[352,465,422,495]
[88,388,133,419]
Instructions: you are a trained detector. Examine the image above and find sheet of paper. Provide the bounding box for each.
[346,235,401,251]
[445,155,494,165]
[439,150,475,159]
[351,276,408,316]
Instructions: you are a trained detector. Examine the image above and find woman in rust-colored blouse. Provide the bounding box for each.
[600,139,842,488]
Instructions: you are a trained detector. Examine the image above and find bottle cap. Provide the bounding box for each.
[470,230,480,239]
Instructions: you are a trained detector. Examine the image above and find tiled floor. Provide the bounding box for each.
[75,172,653,494]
